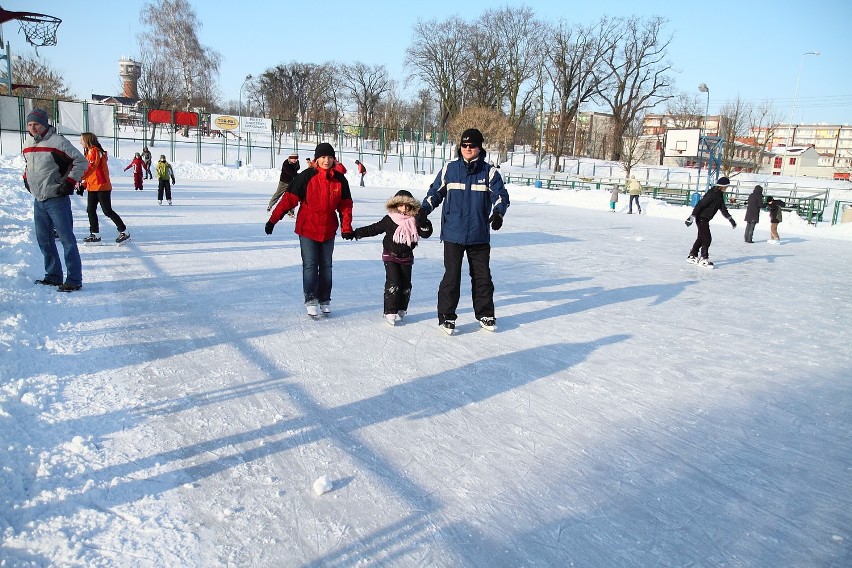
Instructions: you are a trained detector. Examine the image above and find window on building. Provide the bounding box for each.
[789,157,797,165]
[772,172,780,176]
[774,157,782,168]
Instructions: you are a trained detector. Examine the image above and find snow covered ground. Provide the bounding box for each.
[2,148,851,567]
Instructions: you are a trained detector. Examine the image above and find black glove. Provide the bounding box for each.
[264,222,274,235]
[685,215,695,227]
[729,217,737,229]
[489,212,503,231]
[171,178,176,185]
[75,185,85,196]
[60,179,76,196]
[341,232,356,240]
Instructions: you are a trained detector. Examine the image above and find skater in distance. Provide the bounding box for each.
[685,176,737,267]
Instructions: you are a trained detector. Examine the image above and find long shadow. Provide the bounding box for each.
[713,253,793,267]
[19,337,630,541]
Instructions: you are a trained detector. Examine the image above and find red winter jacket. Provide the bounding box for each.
[269,166,353,242]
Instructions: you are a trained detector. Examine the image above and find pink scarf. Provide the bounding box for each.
[389,211,419,246]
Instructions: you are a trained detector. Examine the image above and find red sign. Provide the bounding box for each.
[147,109,199,126]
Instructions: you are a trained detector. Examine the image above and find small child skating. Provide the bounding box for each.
[155,155,176,205]
[349,190,433,325]
[124,152,145,190]
[609,186,619,212]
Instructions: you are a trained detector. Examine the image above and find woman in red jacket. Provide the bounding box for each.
[265,142,353,317]
[80,132,130,243]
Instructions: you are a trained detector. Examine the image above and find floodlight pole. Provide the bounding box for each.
[696,83,710,191]
[786,51,819,148]
[236,73,252,167]
[1,42,11,95]
[537,89,544,183]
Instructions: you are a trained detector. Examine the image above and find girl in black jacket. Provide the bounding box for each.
[351,190,433,325]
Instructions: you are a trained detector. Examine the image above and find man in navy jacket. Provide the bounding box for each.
[420,128,510,334]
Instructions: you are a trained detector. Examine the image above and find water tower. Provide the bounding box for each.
[119,57,141,99]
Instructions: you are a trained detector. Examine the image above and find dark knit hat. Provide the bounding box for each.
[715,176,730,187]
[460,128,484,148]
[26,108,50,128]
[765,195,774,202]
[755,184,763,191]
[314,142,335,160]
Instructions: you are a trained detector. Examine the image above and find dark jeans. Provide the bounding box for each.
[438,241,494,323]
[383,261,413,314]
[34,196,82,286]
[689,218,712,258]
[744,221,757,243]
[87,190,126,234]
[299,235,334,304]
[157,180,172,201]
[628,194,641,213]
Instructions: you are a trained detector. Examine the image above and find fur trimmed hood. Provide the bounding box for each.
[385,190,420,214]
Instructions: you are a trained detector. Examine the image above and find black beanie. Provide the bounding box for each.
[716,176,730,187]
[460,128,484,148]
[395,190,414,199]
[314,142,335,160]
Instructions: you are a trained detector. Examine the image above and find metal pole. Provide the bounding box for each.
[237,73,252,166]
[537,89,544,182]
[696,83,709,191]
[786,51,819,147]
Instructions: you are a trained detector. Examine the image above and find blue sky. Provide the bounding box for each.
[11,0,852,125]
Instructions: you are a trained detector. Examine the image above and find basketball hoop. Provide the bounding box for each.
[0,8,62,48]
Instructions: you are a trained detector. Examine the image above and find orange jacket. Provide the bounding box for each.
[82,147,113,191]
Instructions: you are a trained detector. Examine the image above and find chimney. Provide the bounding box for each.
[118,57,141,99]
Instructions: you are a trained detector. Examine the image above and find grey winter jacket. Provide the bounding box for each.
[745,186,764,223]
[23,127,87,202]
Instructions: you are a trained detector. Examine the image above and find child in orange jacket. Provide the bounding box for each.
[80,132,130,243]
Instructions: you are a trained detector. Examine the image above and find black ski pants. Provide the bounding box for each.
[383,261,413,314]
[438,241,494,323]
[689,218,712,258]
[86,190,126,234]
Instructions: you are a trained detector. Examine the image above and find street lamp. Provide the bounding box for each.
[696,83,710,191]
[786,51,819,148]
[237,73,252,167]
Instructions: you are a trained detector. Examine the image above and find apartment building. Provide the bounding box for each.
[757,123,852,178]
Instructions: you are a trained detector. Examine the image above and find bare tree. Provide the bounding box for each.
[340,62,391,133]
[543,17,618,170]
[405,16,468,119]
[2,53,73,99]
[487,5,544,146]
[597,15,674,161]
[139,0,221,114]
[136,42,181,146]
[718,96,751,175]
[665,90,704,129]
[448,106,513,160]
[620,114,651,177]
[747,101,783,172]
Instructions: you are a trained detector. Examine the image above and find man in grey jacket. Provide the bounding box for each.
[22,108,88,292]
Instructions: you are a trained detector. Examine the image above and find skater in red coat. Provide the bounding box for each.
[124,153,145,190]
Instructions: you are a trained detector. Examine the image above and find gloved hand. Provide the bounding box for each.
[171,178,176,185]
[75,183,85,196]
[489,212,503,231]
[729,217,737,229]
[685,215,695,227]
[60,179,76,196]
[264,222,274,235]
[341,232,356,240]
[416,208,429,225]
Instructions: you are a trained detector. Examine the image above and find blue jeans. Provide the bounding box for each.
[299,235,334,304]
[34,196,82,286]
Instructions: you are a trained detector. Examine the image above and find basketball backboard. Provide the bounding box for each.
[664,129,700,158]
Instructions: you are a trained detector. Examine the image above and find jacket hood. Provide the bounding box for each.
[385,192,421,214]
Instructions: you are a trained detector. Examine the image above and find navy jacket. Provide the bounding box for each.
[745,186,764,223]
[421,150,509,245]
